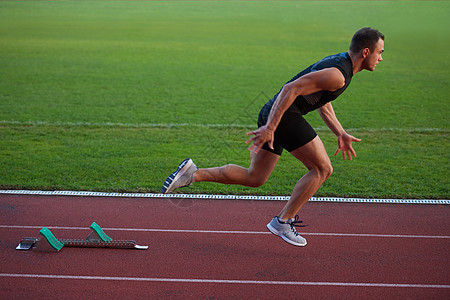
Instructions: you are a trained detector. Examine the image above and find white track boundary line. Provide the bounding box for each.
[1,120,448,133]
[0,120,255,129]
[1,225,449,239]
[0,273,449,289]
[1,190,448,205]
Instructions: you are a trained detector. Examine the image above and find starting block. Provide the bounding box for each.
[16,222,148,252]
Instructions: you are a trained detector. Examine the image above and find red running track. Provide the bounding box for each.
[0,194,449,299]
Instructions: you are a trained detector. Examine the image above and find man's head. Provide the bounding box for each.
[350,27,385,71]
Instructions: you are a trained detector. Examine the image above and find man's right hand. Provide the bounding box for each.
[245,125,275,154]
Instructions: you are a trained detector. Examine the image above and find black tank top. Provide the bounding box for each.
[267,52,353,115]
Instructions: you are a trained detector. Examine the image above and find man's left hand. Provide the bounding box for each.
[335,133,361,160]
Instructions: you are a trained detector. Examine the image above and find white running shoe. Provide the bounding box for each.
[162,158,198,194]
[266,216,307,247]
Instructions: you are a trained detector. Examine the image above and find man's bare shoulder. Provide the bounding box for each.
[311,67,345,92]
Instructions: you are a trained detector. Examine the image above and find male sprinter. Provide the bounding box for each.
[162,27,384,247]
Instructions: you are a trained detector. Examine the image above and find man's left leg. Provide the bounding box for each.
[278,135,333,219]
[266,135,332,247]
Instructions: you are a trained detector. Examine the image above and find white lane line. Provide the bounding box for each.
[2,120,449,133]
[1,225,449,239]
[0,273,449,289]
[0,120,255,129]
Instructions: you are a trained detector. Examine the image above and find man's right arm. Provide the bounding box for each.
[246,67,346,153]
[266,68,345,132]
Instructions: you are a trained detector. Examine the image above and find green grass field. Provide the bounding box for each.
[0,1,449,199]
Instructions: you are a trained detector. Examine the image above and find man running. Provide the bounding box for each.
[162,27,385,247]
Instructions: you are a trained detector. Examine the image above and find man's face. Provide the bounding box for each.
[364,38,384,71]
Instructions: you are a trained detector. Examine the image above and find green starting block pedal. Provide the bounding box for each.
[88,222,113,242]
[16,222,148,252]
[37,227,65,252]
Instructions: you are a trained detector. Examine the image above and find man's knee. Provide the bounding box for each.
[247,176,268,188]
[318,162,333,181]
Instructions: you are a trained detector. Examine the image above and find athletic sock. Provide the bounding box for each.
[277,217,289,223]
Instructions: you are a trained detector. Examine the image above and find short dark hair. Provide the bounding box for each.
[349,27,385,53]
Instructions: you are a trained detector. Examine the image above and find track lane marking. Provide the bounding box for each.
[2,119,448,133]
[0,273,449,289]
[1,225,449,239]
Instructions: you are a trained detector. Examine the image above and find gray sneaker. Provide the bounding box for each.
[266,216,307,247]
[162,158,198,194]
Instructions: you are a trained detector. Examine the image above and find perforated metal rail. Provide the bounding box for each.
[1,190,448,204]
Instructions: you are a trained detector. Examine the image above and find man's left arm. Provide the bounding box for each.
[317,102,361,160]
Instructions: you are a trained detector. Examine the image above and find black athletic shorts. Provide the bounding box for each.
[257,103,317,155]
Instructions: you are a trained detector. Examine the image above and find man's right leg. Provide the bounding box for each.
[194,148,280,188]
[162,149,279,194]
